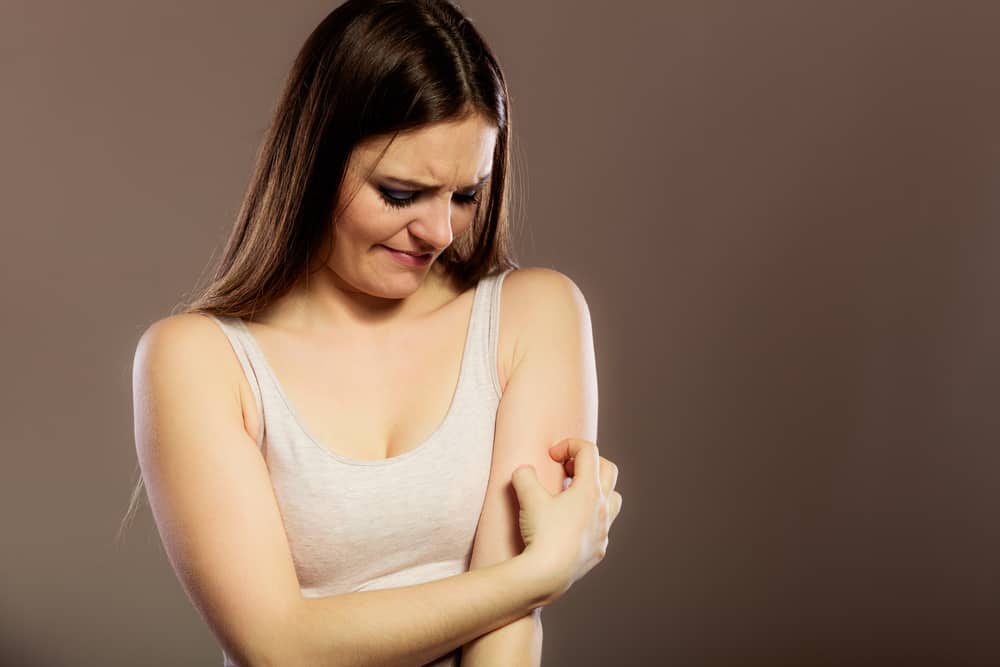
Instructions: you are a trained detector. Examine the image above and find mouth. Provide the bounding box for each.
[380,245,433,266]
[384,246,431,257]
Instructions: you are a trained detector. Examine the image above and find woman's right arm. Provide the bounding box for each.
[132,314,563,667]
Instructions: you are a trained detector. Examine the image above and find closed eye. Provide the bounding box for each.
[377,187,481,210]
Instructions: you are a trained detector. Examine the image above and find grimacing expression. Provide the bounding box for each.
[327,114,498,298]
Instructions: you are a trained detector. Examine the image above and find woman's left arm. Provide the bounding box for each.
[460,267,599,666]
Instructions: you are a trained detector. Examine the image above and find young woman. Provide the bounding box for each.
[124,1,623,665]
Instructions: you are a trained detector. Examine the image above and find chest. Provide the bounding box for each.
[238,297,514,461]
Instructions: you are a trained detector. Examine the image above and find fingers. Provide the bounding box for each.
[549,438,599,488]
[609,490,623,523]
[599,458,618,496]
[562,456,613,490]
[548,439,620,498]
[548,437,596,462]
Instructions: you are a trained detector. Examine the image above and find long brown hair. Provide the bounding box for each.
[118,0,520,541]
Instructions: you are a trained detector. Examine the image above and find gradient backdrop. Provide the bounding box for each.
[2,1,998,665]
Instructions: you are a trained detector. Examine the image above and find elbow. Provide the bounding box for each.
[250,605,353,667]
[229,608,309,667]
[252,628,310,667]
[251,642,337,667]
[238,640,301,667]
[223,639,290,667]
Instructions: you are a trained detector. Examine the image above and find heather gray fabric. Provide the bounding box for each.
[209,268,511,667]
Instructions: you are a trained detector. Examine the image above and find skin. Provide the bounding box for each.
[238,113,501,463]
[131,111,621,665]
[257,113,498,334]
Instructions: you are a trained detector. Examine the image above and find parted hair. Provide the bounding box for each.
[119,0,520,540]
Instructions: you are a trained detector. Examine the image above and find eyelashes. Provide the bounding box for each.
[377,187,482,210]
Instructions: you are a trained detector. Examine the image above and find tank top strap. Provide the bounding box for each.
[203,314,266,450]
[469,268,513,398]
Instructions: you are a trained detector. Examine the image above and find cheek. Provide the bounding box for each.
[334,199,393,241]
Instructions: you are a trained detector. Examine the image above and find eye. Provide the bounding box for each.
[378,188,415,209]
[453,191,482,206]
[377,186,482,210]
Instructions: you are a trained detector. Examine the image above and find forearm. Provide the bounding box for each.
[272,553,551,667]
[458,520,546,666]
[459,608,543,666]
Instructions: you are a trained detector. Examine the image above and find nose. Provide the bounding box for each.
[409,194,454,252]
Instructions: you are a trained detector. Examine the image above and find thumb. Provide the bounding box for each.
[511,465,546,507]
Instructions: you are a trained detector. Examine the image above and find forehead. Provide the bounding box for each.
[353,115,497,184]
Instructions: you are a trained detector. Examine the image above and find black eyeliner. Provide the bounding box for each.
[377,185,480,209]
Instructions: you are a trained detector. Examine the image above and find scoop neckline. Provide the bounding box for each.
[230,280,484,467]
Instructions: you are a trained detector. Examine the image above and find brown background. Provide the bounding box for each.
[2,1,998,665]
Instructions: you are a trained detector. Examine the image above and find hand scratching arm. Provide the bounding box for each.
[133,315,553,667]
[460,268,600,666]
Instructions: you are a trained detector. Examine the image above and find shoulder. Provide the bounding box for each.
[498,267,594,375]
[136,313,229,367]
[134,312,264,442]
[500,266,590,314]
[133,313,245,404]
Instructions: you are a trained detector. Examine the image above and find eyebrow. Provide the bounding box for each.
[378,173,492,191]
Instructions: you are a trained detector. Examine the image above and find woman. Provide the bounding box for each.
[123,1,623,665]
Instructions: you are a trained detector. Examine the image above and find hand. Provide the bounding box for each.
[510,437,623,606]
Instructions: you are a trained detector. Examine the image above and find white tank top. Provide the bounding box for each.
[208,268,511,667]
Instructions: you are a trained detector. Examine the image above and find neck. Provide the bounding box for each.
[253,263,458,336]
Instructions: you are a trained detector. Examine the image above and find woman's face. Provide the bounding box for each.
[326,114,498,299]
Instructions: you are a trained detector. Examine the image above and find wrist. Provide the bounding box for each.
[508,551,564,610]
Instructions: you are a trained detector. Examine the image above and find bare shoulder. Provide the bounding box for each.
[501,266,590,312]
[130,312,300,665]
[498,267,594,387]
[138,312,223,351]
[136,313,237,382]
[134,313,253,435]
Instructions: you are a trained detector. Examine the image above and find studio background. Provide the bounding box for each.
[2,1,998,665]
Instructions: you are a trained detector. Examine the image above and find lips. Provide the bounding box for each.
[383,245,430,257]
[382,244,433,267]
